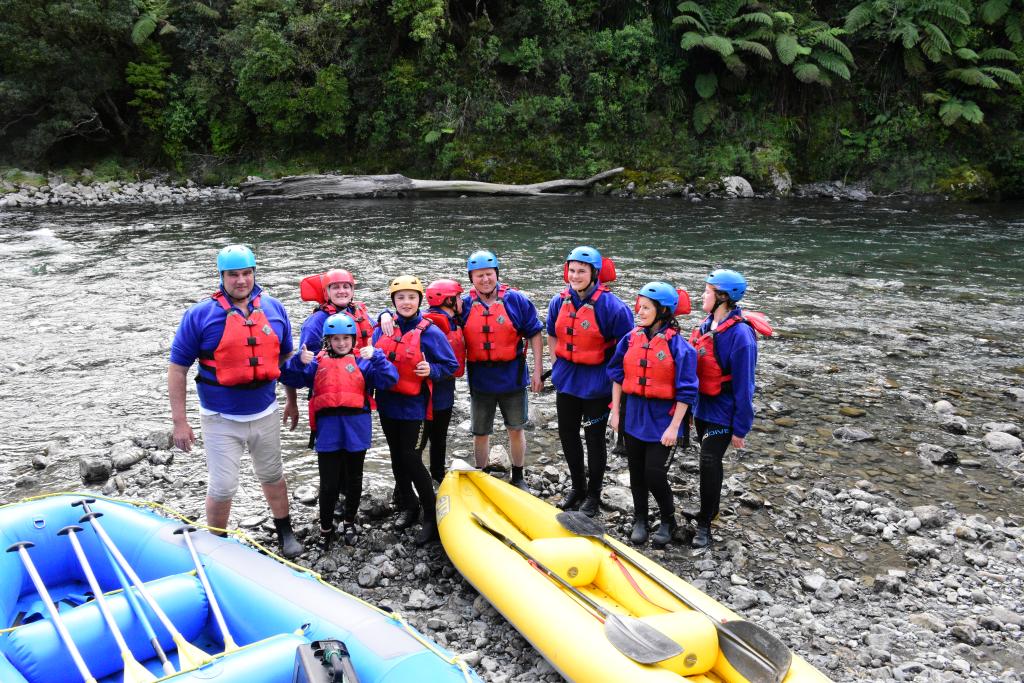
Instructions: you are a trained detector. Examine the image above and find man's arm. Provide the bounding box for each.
[528,332,544,393]
[168,362,196,452]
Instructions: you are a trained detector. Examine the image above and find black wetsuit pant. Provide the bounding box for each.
[379,416,435,521]
[317,450,366,528]
[623,433,675,523]
[557,392,610,497]
[695,419,732,526]
[420,407,453,483]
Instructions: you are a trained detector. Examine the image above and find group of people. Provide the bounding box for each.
[169,243,768,558]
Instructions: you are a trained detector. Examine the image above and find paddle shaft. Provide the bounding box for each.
[75,500,175,675]
[559,512,790,682]
[177,527,238,650]
[7,543,96,683]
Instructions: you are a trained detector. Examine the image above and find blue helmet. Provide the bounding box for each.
[706,269,747,302]
[217,245,256,272]
[638,282,678,311]
[566,246,602,272]
[323,313,358,337]
[467,250,499,273]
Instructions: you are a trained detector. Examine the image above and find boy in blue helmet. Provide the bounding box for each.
[169,245,304,558]
[461,249,544,491]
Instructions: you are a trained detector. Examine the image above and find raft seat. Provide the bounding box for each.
[527,537,602,587]
[2,573,208,683]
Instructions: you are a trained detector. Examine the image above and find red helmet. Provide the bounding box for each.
[322,269,356,287]
[425,279,464,307]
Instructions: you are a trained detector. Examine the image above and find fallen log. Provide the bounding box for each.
[239,168,624,199]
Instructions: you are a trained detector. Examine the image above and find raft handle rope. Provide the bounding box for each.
[2,492,476,681]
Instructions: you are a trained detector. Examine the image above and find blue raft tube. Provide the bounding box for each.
[0,494,480,683]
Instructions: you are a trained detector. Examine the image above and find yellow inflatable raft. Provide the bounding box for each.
[436,463,832,683]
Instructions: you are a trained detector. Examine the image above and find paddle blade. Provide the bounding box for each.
[604,613,684,665]
[173,635,211,671]
[122,653,157,683]
[718,620,792,683]
[556,511,605,538]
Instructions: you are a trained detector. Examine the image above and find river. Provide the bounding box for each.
[1,197,1023,523]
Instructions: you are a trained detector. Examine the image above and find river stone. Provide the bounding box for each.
[294,485,318,505]
[981,421,1019,436]
[839,406,866,417]
[1006,388,1024,402]
[917,443,958,465]
[909,612,946,632]
[983,431,1022,453]
[906,537,940,559]
[833,426,875,442]
[940,415,969,434]
[32,453,50,470]
[912,505,945,528]
[815,579,842,601]
[899,392,929,408]
[721,176,754,198]
[488,445,510,469]
[726,586,759,610]
[601,486,632,513]
[110,441,148,470]
[932,400,956,415]
[542,465,560,482]
[405,588,429,609]
[80,455,112,482]
[149,450,174,466]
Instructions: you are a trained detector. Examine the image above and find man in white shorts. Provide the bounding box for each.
[168,245,303,558]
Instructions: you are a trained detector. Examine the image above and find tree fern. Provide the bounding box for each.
[132,16,158,45]
[938,98,983,125]
[734,39,773,60]
[920,21,953,61]
[776,33,800,64]
[793,62,822,82]
[844,1,876,33]
[813,49,852,79]
[692,98,719,133]
[945,67,999,88]
[981,66,1023,84]
[695,72,718,98]
[955,48,979,61]
[978,47,1019,61]
[979,0,1010,23]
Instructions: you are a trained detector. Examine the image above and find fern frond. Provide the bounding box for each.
[680,31,706,50]
[158,22,177,35]
[893,21,920,50]
[793,62,821,83]
[955,47,979,61]
[819,33,854,63]
[813,49,852,78]
[730,11,773,27]
[672,14,705,30]
[695,72,719,98]
[773,11,795,24]
[131,15,157,45]
[981,65,1023,85]
[945,67,999,88]
[844,2,875,33]
[1006,14,1023,43]
[921,22,952,61]
[703,35,737,56]
[979,0,1010,23]
[734,39,773,60]
[776,33,800,64]
[723,52,749,77]
[978,47,1019,62]
[904,48,927,75]
[192,2,220,19]
[693,99,720,133]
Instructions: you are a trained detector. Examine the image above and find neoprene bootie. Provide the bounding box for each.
[395,507,420,531]
[558,488,585,510]
[274,516,304,559]
[691,524,713,549]
[342,522,358,546]
[629,515,649,545]
[579,495,601,518]
[414,518,439,546]
[511,466,529,492]
[316,527,334,551]
[651,516,677,548]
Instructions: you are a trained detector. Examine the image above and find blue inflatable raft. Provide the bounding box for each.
[0,494,479,683]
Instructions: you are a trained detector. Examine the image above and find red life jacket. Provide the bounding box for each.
[318,301,374,349]
[689,311,772,396]
[375,319,432,396]
[308,352,367,430]
[464,285,521,363]
[553,286,614,365]
[621,327,677,401]
[198,292,281,387]
[424,309,466,378]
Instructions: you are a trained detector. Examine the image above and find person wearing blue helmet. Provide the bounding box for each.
[547,246,633,516]
[462,249,544,491]
[688,269,769,549]
[169,245,304,558]
[286,313,398,548]
[607,281,697,547]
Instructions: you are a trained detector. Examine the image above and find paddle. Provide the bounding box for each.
[73,499,175,676]
[556,511,792,683]
[6,541,97,683]
[76,506,210,671]
[58,525,157,683]
[174,526,239,653]
[470,513,683,665]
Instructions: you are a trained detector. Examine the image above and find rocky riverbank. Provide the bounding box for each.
[0,169,880,208]
[11,369,1023,683]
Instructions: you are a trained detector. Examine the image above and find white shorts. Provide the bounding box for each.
[201,409,284,501]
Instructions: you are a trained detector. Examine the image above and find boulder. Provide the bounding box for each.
[983,431,1022,453]
[721,176,754,198]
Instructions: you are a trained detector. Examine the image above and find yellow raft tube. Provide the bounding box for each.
[437,463,832,683]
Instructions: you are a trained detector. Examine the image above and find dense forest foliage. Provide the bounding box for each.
[2,0,1023,196]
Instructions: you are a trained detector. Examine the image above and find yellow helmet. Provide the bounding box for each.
[388,274,424,296]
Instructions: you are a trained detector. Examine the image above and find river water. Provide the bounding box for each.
[1,197,1023,522]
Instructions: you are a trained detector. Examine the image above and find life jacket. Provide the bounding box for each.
[317,301,374,349]
[197,292,281,388]
[464,285,521,363]
[553,286,615,365]
[689,311,773,396]
[308,352,368,430]
[424,309,466,378]
[621,327,677,401]
[374,318,432,396]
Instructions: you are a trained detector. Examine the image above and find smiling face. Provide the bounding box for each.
[328,334,354,355]
[470,268,498,295]
[393,290,421,317]
[566,261,594,293]
[635,296,658,327]
[222,268,255,302]
[327,281,354,308]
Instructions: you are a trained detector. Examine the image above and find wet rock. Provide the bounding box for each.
[405,589,430,609]
[488,445,510,469]
[909,612,946,632]
[839,406,866,417]
[983,431,1022,453]
[721,176,754,198]
[726,586,760,610]
[932,400,956,415]
[899,392,930,408]
[950,620,981,645]
[80,455,113,482]
[917,443,958,465]
[912,505,945,528]
[135,429,174,450]
[357,565,381,587]
[940,415,969,434]
[601,486,632,514]
[1005,388,1024,402]
[833,426,876,442]
[294,485,318,505]
[32,453,50,470]
[981,421,1019,436]
[149,450,174,466]
[109,440,148,470]
[906,537,940,559]
[893,662,927,680]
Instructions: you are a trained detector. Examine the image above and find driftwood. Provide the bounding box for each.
[239,168,624,200]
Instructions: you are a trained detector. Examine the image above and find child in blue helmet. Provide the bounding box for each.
[547,246,633,516]
[286,313,398,548]
[607,282,698,547]
[688,269,766,549]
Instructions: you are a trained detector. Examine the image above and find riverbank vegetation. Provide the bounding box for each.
[1,0,1023,198]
